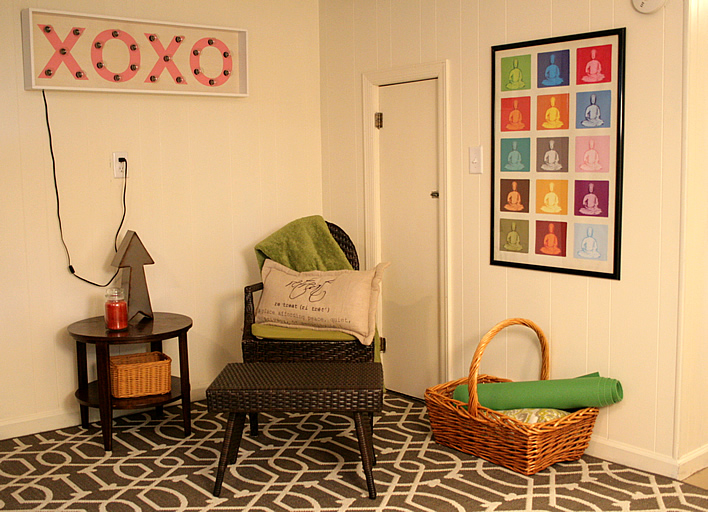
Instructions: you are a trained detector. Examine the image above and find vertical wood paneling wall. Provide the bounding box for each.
[320,0,707,478]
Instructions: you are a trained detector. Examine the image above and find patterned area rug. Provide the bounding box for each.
[1,394,706,511]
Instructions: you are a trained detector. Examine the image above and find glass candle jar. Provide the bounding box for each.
[105,287,128,330]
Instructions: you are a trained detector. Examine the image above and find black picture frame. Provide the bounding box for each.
[491,28,625,280]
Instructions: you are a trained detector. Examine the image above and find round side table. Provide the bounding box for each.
[68,312,193,451]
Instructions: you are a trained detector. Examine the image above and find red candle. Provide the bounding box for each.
[105,288,128,330]
[105,301,128,330]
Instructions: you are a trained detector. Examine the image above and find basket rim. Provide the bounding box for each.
[110,351,172,365]
[466,318,549,417]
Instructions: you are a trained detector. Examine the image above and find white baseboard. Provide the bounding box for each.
[0,388,208,442]
[677,444,708,480]
[0,409,80,441]
[588,436,708,480]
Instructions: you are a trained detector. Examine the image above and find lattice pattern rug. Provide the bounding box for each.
[1,394,706,511]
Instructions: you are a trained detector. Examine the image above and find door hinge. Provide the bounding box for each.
[380,336,386,352]
[375,112,383,129]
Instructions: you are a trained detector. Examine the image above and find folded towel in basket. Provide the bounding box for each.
[452,373,623,411]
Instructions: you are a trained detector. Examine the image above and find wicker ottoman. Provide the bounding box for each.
[206,362,384,498]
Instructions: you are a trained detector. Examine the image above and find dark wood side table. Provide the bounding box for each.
[68,312,193,451]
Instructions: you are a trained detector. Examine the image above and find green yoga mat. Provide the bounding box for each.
[452,373,622,411]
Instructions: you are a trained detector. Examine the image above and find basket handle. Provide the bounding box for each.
[467,318,550,416]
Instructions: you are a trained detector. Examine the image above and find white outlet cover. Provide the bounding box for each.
[112,151,128,178]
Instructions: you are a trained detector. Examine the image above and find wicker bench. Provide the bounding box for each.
[206,362,384,498]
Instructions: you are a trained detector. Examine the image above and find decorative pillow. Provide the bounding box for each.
[254,259,389,345]
[499,408,570,424]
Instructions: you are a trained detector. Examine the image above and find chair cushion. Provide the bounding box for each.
[251,323,357,341]
[254,259,389,345]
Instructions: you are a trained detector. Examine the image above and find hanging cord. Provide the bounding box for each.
[114,158,128,251]
[42,90,127,287]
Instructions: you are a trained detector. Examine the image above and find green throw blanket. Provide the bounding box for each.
[255,215,352,271]
[253,215,381,362]
[452,372,623,411]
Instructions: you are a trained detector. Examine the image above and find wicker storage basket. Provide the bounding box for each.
[110,351,171,398]
[425,318,599,475]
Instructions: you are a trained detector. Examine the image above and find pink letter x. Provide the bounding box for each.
[37,25,87,80]
[145,34,186,84]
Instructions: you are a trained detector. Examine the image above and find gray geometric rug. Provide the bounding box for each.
[1,394,706,511]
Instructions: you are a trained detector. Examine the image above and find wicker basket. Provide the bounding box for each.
[425,318,599,475]
[110,351,171,398]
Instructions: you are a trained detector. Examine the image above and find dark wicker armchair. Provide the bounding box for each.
[242,221,376,433]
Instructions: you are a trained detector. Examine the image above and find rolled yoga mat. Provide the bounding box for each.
[452,373,623,411]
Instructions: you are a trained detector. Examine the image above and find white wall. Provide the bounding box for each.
[320,0,707,479]
[0,0,323,438]
[679,0,708,477]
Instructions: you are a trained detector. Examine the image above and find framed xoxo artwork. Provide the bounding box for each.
[22,9,248,97]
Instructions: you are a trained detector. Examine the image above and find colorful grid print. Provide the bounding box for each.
[493,29,624,279]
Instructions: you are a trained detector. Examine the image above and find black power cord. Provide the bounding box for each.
[115,157,128,251]
[42,90,128,287]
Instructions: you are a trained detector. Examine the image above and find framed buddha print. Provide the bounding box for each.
[491,28,625,280]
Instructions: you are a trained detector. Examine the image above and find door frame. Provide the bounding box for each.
[362,61,450,384]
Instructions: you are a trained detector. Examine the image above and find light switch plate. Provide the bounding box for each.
[469,146,483,174]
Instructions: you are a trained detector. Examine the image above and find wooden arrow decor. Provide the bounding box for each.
[111,231,154,322]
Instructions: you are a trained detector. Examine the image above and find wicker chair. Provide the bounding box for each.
[242,221,376,433]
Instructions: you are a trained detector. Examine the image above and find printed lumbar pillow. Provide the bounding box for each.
[254,259,389,345]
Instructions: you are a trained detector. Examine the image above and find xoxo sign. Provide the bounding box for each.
[21,9,248,97]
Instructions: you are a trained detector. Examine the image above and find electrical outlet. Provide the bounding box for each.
[112,152,128,178]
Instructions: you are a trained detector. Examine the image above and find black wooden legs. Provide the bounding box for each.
[212,411,377,499]
[248,412,259,436]
[212,412,246,497]
[354,412,377,499]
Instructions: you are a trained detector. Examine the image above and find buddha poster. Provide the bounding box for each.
[500,54,532,91]
[536,137,569,172]
[574,180,610,217]
[500,179,530,213]
[537,50,570,88]
[575,136,611,172]
[576,90,612,129]
[535,180,569,215]
[499,219,530,253]
[574,223,609,261]
[500,138,531,171]
[537,93,570,130]
[576,44,613,84]
[500,96,531,132]
[535,221,568,257]
[491,28,624,279]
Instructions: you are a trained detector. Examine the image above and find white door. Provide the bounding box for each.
[378,79,441,398]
